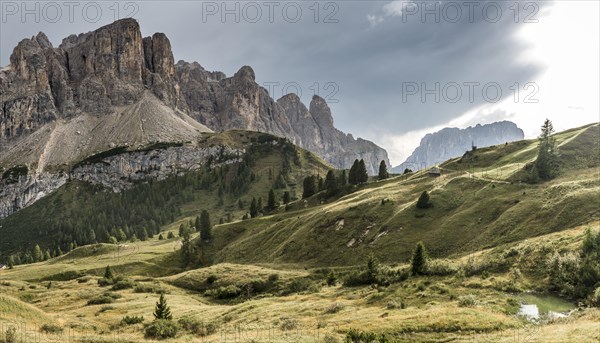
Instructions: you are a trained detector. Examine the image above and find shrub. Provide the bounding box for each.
[97,278,114,287]
[40,323,63,333]
[279,318,297,331]
[326,271,337,286]
[324,302,344,314]
[87,295,115,305]
[425,259,458,276]
[268,274,280,283]
[121,315,144,325]
[205,285,241,299]
[345,329,391,343]
[178,317,217,336]
[78,276,91,283]
[134,284,164,294]
[386,300,405,310]
[111,279,135,290]
[283,279,316,294]
[97,305,115,313]
[323,334,339,343]
[4,326,17,343]
[458,295,477,307]
[144,319,178,340]
[206,275,218,285]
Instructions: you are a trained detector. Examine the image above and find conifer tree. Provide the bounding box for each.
[416,191,432,209]
[358,159,368,183]
[283,191,291,204]
[33,244,43,262]
[378,160,389,180]
[250,197,259,218]
[267,189,277,209]
[325,170,337,195]
[195,216,201,231]
[348,159,359,185]
[411,242,428,276]
[302,175,317,198]
[338,170,347,186]
[104,265,114,280]
[200,210,212,241]
[535,119,559,180]
[153,293,173,320]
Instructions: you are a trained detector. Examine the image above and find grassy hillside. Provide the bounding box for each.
[200,124,600,267]
[0,130,331,262]
[0,123,597,342]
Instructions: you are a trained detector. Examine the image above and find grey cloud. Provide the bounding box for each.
[0,0,552,161]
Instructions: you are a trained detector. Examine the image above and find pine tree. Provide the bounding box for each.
[378,160,389,180]
[43,249,51,261]
[257,197,263,212]
[153,293,173,320]
[267,189,277,209]
[338,169,347,186]
[283,191,291,204]
[411,242,428,276]
[535,118,559,180]
[33,244,43,262]
[348,160,359,185]
[416,191,432,209]
[238,199,244,209]
[195,216,201,231]
[325,170,337,195]
[358,159,368,183]
[167,232,175,239]
[200,210,212,241]
[104,265,114,280]
[302,175,317,198]
[250,197,258,218]
[366,254,380,281]
[178,224,185,237]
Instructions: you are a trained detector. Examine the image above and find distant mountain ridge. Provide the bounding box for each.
[392,121,524,172]
[0,18,389,174]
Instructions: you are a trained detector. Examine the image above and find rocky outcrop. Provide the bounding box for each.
[1,19,389,174]
[277,94,389,175]
[0,144,243,218]
[393,121,524,171]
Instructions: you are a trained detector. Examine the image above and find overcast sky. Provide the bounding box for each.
[1,1,598,165]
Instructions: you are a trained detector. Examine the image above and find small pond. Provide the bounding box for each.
[517,293,575,322]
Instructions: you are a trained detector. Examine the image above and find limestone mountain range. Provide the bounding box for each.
[0,18,389,175]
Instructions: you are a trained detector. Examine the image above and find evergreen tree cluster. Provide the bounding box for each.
[348,159,368,185]
[0,134,305,266]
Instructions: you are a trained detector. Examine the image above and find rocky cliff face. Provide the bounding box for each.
[0,144,242,218]
[0,19,389,175]
[395,121,524,171]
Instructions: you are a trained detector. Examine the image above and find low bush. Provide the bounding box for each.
[111,279,136,290]
[324,302,344,314]
[144,319,178,340]
[178,317,217,336]
[134,284,165,294]
[87,295,114,305]
[40,323,63,334]
[121,315,144,325]
[458,294,478,307]
[97,278,114,287]
[425,259,460,276]
[205,285,242,299]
